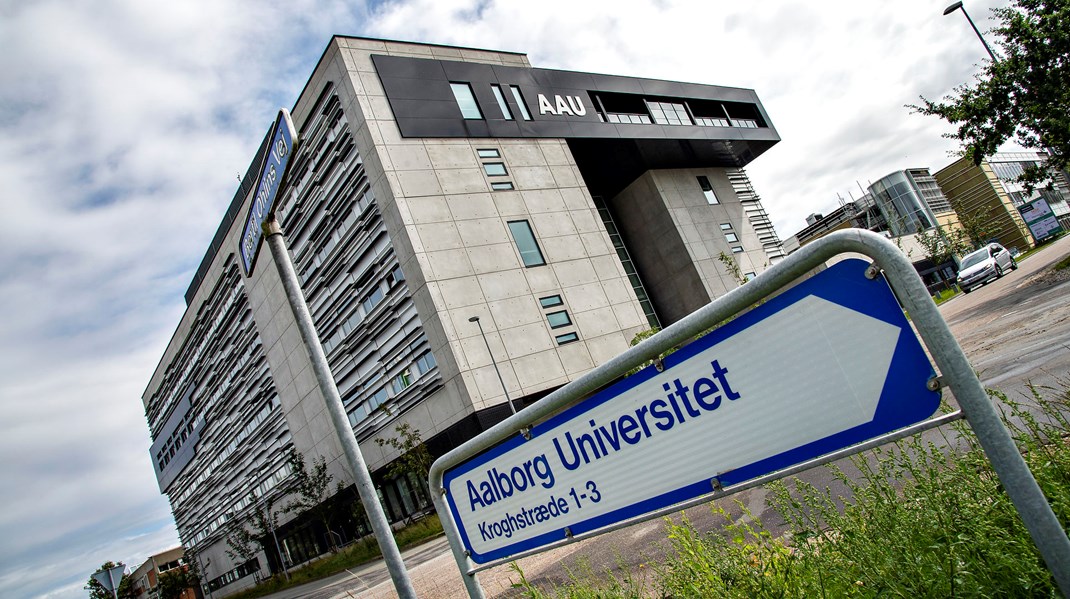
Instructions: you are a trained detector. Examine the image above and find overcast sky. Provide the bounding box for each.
[0,1,1011,597]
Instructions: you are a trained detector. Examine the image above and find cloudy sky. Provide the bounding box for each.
[0,0,1011,597]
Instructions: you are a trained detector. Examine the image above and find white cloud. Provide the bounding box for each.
[0,0,1014,596]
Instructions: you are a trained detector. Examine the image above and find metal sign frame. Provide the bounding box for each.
[443,258,942,564]
[428,228,1070,598]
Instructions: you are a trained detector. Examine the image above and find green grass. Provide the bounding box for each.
[1053,254,1070,271]
[931,287,960,305]
[511,382,1070,598]
[225,514,443,599]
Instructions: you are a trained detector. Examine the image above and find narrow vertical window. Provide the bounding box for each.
[509,86,532,120]
[450,83,483,119]
[508,220,546,267]
[697,175,719,205]
[490,84,513,120]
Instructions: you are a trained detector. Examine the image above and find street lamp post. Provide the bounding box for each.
[468,316,517,414]
[943,1,999,62]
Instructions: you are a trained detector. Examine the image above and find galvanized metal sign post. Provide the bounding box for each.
[430,229,1070,598]
[242,108,417,598]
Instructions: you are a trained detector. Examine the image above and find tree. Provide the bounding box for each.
[156,567,198,599]
[375,423,434,517]
[84,562,135,599]
[916,226,972,266]
[283,447,341,552]
[224,490,282,578]
[913,0,1070,189]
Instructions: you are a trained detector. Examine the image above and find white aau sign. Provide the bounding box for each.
[537,94,587,116]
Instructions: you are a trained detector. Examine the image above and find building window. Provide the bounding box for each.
[450,83,483,120]
[361,286,385,315]
[413,352,437,376]
[724,232,739,243]
[546,310,572,329]
[509,86,532,120]
[490,85,513,120]
[647,101,692,126]
[477,148,500,159]
[744,272,757,281]
[508,220,546,267]
[390,370,413,395]
[731,246,744,253]
[482,162,508,176]
[389,266,405,286]
[698,176,719,205]
[539,294,563,308]
[555,332,579,345]
[491,181,514,191]
[720,223,733,231]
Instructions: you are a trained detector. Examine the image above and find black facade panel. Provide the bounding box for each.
[487,120,523,137]
[442,60,499,82]
[639,79,685,97]
[462,120,491,137]
[374,55,448,79]
[394,117,469,137]
[388,98,463,120]
[378,77,456,101]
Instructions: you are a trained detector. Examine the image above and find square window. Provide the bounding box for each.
[491,181,514,191]
[508,220,546,266]
[482,162,508,176]
[555,332,579,345]
[449,82,483,120]
[720,223,733,231]
[744,272,757,281]
[731,246,744,253]
[546,310,572,329]
[539,295,563,308]
[477,149,500,159]
[725,232,739,243]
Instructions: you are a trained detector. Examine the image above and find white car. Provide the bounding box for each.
[956,243,1017,293]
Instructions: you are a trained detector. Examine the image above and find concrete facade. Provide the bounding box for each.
[143,36,784,597]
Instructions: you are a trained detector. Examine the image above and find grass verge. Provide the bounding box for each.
[225,514,443,599]
[512,381,1070,598]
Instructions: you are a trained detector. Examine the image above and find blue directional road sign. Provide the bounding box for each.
[443,259,941,564]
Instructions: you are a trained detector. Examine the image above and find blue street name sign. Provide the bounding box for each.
[239,109,298,276]
[443,259,941,564]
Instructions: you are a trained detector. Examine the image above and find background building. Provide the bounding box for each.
[934,151,1070,252]
[784,168,959,292]
[130,547,195,599]
[143,36,784,596]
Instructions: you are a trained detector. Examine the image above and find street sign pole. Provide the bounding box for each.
[263,219,418,599]
[91,564,125,599]
[430,228,1070,597]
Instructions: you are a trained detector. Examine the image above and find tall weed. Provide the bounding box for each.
[515,381,1070,597]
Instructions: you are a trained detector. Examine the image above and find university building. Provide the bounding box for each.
[143,36,783,595]
[935,151,1070,252]
[784,168,959,291]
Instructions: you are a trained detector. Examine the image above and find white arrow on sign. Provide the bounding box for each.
[447,295,907,559]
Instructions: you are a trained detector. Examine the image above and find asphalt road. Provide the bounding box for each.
[261,234,1070,599]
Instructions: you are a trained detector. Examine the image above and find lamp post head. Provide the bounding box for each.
[468,316,480,323]
[943,1,963,15]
